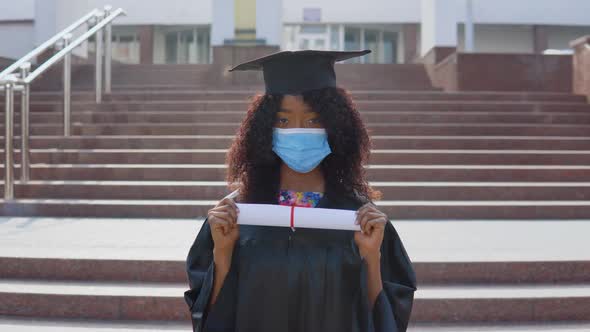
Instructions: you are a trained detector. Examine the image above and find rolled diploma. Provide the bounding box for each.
[235,203,361,231]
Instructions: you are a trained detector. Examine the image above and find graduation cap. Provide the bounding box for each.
[228,49,372,95]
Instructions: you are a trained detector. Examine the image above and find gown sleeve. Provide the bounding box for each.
[360,219,418,332]
[184,217,239,332]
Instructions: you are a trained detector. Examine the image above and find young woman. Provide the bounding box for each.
[184,50,417,332]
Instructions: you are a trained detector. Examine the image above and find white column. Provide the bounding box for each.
[378,30,384,63]
[464,0,474,52]
[256,0,283,45]
[198,27,201,63]
[420,0,460,56]
[326,24,332,50]
[211,0,234,46]
[397,30,405,63]
[339,25,344,51]
[360,28,365,63]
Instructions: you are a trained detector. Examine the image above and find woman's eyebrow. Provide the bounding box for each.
[278,108,315,114]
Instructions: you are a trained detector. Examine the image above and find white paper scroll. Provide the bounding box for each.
[235,203,361,231]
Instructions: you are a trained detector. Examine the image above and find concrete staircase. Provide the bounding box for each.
[0,218,589,331]
[2,90,590,219]
[1,72,590,330]
[30,63,436,92]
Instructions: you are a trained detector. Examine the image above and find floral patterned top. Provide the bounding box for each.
[278,189,324,208]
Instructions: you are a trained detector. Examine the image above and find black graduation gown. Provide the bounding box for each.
[184,189,417,332]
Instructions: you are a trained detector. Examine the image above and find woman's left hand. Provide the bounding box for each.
[353,202,387,261]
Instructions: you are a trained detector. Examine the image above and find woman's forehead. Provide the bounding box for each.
[280,95,314,113]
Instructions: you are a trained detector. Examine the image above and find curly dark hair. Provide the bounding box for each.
[225,86,382,205]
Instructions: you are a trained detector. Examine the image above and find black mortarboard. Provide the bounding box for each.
[228,49,371,94]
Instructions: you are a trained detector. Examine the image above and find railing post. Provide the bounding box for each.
[63,33,72,136]
[95,11,105,104]
[19,63,31,182]
[3,78,15,200]
[104,5,113,94]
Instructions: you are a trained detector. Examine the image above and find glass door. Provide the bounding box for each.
[161,26,210,64]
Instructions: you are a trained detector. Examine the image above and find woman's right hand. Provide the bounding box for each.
[208,197,240,258]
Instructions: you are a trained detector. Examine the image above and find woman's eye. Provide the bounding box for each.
[277,118,288,124]
[309,118,320,124]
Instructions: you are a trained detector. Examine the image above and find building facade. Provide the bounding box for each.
[1,0,590,65]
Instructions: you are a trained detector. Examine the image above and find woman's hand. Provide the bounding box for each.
[208,197,240,265]
[353,202,387,262]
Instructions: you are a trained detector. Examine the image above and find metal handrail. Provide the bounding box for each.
[1,5,125,200]
[0,85,24,91]
[25,8,125,83]
[0,9,100,81]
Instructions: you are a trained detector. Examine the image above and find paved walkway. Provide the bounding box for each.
[0,217,589,262]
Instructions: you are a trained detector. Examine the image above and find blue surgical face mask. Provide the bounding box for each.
[272,127,332,173]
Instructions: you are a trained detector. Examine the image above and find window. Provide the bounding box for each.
[157,26,211,64]
[282,24,399,63]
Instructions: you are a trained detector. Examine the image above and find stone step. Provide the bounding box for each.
[4,148,590,164]
[4,135,590,150]
[0,279,589,323]
[95,91,590,103]
[0,280,189,321]
[1,317,589,332]
[6,110,590,124]
[30,91,258,102]
[32,63,435,90]
[0,257,186,283]
[3,181,590,201]
[24,90,587,102]
[4,164,590,182]
[2,256,589,285]
[410,322,590,332]
[3,100,590,112]
[411,284,590,323]
[1,198,590,218]
[57,83,258,91]
[0,317,190,332]
[5,123,590,136]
